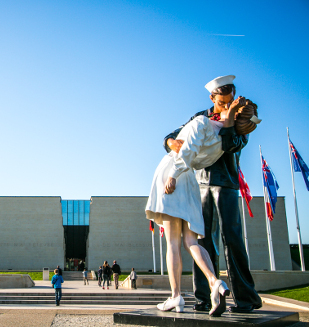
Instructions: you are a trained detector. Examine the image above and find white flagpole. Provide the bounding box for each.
[151,230,156,273]
[287,128,305,271]
[159,230,164,275]
[241,196,250,269]
[260,145,276,271]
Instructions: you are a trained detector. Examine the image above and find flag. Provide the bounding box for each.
[238,167,254,217]
[159,226,164,237]
[289,138,309,191]
[149,220,154,233]
[261,155,279,221]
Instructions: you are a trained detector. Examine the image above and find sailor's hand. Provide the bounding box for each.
[237,99,251,114]
[221,96,246,127]
[167,139,184,153]
[165,177,176,194]
[229,96,246,112]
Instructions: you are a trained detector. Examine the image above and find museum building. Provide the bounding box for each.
[0,196,292,272]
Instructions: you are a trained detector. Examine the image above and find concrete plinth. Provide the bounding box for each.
[114,308,299,327]
[122,271,309,292]
[0,275,35,288]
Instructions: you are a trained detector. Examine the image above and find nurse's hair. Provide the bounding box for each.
[234,100,261,135]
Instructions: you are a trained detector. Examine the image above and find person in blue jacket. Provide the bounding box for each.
[51,268,64,306]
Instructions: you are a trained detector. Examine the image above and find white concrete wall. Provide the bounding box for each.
[88,196,291,273]
[0,196,65,271]
[87,196,193,271]
[0,195,292,273]
[0,274,35,288]
[121,271,309,292]
[219,197,292,271]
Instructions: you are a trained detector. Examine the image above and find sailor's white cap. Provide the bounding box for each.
[205,75,236,93]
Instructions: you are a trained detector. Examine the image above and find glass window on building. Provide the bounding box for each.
[62,200,90,226]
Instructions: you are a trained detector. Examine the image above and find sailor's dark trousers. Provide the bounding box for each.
[193,185,261,308]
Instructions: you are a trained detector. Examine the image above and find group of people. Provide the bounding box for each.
[50,261,123,306]
[98,260,121,289]
[146,75,262,316]
[50,262,138,307]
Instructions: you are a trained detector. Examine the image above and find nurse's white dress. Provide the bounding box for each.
[145,116,223,238]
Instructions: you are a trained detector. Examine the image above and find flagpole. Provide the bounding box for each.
[287,128,305,271]
[260,145,276,271]
[152,229,156,273]
[241,196,250,269]
[159,231,164,275]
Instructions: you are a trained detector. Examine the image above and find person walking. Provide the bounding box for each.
[130,268,137,289]
[98,266,103,287]
[111,260,121,289]
[51,268,64,306]
[82,268,89,285]
[102,261,111,290]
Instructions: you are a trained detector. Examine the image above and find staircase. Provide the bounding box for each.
[62,271,96,281]
[0,292,195,306]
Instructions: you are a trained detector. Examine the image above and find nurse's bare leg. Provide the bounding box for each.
[162,215,182,298]
[182,220,217,290]
[182,220,230,316]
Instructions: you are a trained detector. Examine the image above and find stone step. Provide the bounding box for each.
[0,296,194,301]
[62,271,96,281]
[0,292,195,305]
[0,292,173,297]
[0,299,195,305]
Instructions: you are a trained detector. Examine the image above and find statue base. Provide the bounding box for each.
[114,307,299,326]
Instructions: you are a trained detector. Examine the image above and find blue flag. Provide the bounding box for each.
[289,138,309,191]
[261,155,279,220]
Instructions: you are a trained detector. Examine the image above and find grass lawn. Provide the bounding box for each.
[111,271,140,282]
[0,271,54,280]
[265,284,309,303]
[1,270,192,282]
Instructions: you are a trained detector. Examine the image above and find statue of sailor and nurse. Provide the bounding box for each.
[146,75,262,316]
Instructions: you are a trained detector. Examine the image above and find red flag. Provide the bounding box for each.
[265,193,274,221]
[159,227,164,237]
[238,167,254,217]
[149,220,154,233]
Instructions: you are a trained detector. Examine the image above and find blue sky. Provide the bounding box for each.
[0,0,308,244]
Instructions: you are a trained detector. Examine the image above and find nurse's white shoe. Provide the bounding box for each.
[157,295,185,313]
[209,280,230,316]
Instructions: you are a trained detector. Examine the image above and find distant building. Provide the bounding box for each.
[0,196,293,272]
